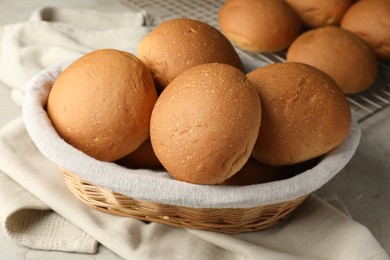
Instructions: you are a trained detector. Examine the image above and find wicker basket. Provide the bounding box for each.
[23,61,360,235]
[61,168,309,233]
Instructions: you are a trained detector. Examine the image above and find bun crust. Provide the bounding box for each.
[137,18,243,89]
[150,63,261,184]
[118,139,163,169]
[247,62,351,166]
[286,26,377,94]
[47,49,158,161]
[218,0,301,52]
[341,0,390,60]
[221,158,293,186]
[284,0,353,28]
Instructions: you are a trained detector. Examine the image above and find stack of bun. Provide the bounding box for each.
[218,0,387,94]
[47,18,352,187]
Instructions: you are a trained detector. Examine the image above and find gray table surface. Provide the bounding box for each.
[0,0,389,258]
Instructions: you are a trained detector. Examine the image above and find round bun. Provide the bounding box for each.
[117,139,163,169]
[286,26,377,94]
[137,18,243,89]
[218,0,301,52]
[221,158,293,186]
[247,62,351,166]
[341,0,390,60]
[150,63,261,185]
[47,49,158,162]
[284,0,353,28]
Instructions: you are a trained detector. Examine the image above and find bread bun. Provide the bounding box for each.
[47,49,158,162]
[341,0,390,60]
[150,63,261,185]
[247,62,351,166]
[284,0,353,28]
[286,26,377,94]
[117,139,163,169]
[137,18,243,89]
[221,158,293,186]
[218,0,301,52]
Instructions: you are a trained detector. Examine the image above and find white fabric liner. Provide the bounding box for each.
[22,60,361,209]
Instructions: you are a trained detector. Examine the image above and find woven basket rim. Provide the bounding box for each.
[60,168,310,233]
[22,61,361,209]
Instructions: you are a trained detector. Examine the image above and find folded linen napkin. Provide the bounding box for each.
[0,6,150,106]
[0,171,97,253]
[0,117,388,260]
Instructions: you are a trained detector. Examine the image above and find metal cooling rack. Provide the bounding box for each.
[124,0,390,123]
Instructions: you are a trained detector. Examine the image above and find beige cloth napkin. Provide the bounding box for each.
[0,6,150,106]
[0,172,97,253]
[0,117,388,260]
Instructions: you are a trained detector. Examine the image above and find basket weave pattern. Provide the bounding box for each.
[61,168,309,233]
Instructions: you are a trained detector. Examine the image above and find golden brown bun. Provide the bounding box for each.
[341,0,390,60]
[137,18,243,89]
[117,139,163,170]
[221,158,293,186]
[47,49,158,162]
[286,26,377,94]
[150,63,261,185]
[247,62,351,166]
[284,0,353,28]
[218,0,301,52]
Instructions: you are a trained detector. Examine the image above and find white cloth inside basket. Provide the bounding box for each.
[23,62,361,209]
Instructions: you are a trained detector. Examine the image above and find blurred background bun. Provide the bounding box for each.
[284,0,353,28]
[341,0,390,60]
[218,0,301,52]
[287,26,377,94]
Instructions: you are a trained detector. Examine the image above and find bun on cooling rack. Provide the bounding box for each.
[150,63,261,185]
[284,0,353,28]
[47,49,158,162]
[247,62,351,166]
[218,0,301,52]
[137,18,243,89]
[286,26,377,94]
[341,0,390,60]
